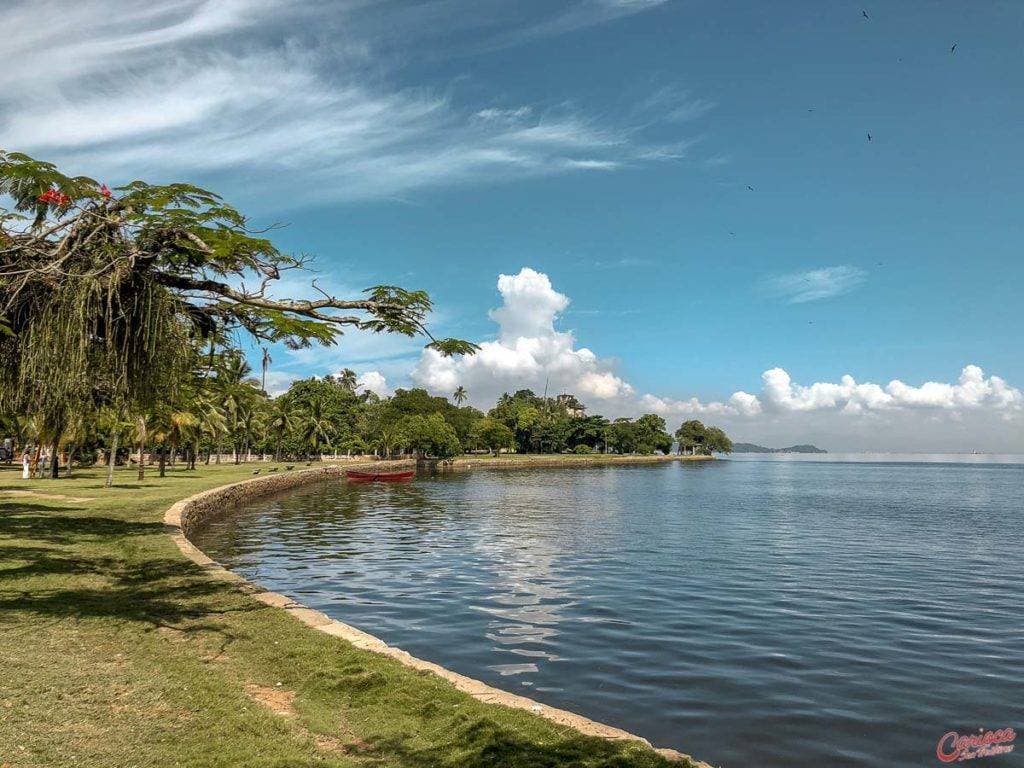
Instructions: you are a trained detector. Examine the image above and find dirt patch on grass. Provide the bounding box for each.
[314,724,374,756]
[244,684,296,717]
[243,684,376,757]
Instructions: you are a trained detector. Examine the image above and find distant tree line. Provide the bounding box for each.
[1,364,735,472]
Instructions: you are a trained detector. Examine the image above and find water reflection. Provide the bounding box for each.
[194,460,1024,768]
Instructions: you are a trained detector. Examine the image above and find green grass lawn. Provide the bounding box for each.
[0,462,695,768]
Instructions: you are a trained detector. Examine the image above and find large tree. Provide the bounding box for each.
[0,151,475,468]
[472,418,515,455]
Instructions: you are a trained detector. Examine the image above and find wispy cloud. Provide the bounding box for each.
[0,0,698,204]
[476,0,669,50]
[591,256,652,269]
[762,266,868,304]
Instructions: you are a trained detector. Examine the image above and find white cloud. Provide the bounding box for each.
[758,365,1023,414]
[413,267,634,404]
[0,0,704,203]
[356,370,390,397]
[409,267,1022,450]
[641,391,763,417]
[479,0,668,49]
[762,266,868,304]
[643,365,1023,419]
[263,369,300,398]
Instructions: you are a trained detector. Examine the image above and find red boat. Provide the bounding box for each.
[346,469,415,483]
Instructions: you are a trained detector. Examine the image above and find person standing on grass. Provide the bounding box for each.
[22,447,30,479]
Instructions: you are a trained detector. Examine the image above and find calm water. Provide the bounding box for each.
[194,458,1024,767]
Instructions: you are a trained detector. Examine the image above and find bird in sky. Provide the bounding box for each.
[867,132,873,142]
[862,10,869,20]
[951,43,957,54]
[746,185,755,192]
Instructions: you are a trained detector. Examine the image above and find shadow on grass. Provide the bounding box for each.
[1,502,259,638]
[0,508,165,544]
[0,554,258,625]
[375,716,679,768]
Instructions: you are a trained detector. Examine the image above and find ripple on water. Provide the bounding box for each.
[193,460,1024,768]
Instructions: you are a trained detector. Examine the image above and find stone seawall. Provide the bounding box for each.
[453,454,714,470]
[167,461,400,538]
[163,460,711,768]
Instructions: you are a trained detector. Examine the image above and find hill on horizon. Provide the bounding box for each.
[733,443,827,454]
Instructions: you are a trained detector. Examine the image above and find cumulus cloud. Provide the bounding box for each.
[643,365,1023,419]
[410,267,1022,450]
[762,266,868,304]
[641,391,763,417]
[413,268,633,404]
[758,365,1023,414]
[356,370,390,397]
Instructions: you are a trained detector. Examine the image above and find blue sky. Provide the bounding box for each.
[3,0,1022,449]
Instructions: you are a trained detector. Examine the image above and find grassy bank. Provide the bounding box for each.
[0,462,701,768]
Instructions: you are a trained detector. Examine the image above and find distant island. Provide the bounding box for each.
[733,443,827,454]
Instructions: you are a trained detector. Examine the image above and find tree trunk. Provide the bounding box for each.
[66,445,77,478]
[105,430,119,488]
[137,418,147,481]
[158,447,167,478]
[49,436,60,479]
[215,443,221,464]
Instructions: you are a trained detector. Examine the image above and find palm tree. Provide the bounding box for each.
[375,421,405,459]
[195,395,227,465]
[96,408,132,488]
[453,385,467,406]
[260,347,272,393]
[168,410,199,469]
[238,405,266,462]
[336,368,358,392]
[269,397,301,461]
[150,408,198,477]
[216,353,259,463]
[299,395,334,460]
[62,410,93,479]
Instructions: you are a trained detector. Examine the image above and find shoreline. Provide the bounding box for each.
[166,460,712,767]
[448,453,714,470]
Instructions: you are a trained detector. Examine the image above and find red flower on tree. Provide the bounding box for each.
[37,187,71,206]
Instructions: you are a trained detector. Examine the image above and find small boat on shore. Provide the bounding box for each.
[346,469,415,483]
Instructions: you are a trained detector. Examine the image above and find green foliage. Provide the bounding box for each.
[401,413,461,459]
[674,420,733,455]
[472,418,516,455]
[605,414,673,455]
